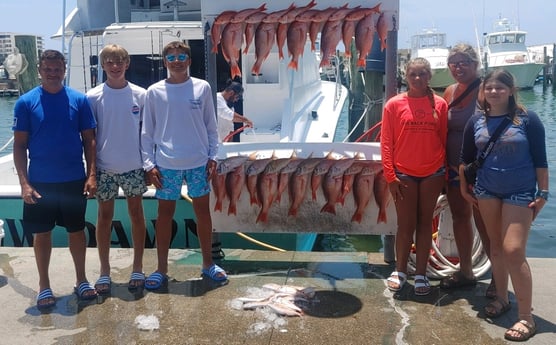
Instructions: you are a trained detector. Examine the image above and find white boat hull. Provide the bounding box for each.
[485,62,543,89]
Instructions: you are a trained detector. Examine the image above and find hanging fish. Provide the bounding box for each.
[319,6,355,68]
[354,12,380,67]
[210,11,237,53]
[221,21,244,79]
[243,12,268,54]
[342,5,381,58]
[373,170,391,223]
[276,0,317,60]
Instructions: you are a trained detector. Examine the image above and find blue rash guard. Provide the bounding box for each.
[13,86,96,183]
[460,110,547,195]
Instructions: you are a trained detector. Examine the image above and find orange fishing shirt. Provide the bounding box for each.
[380,93,448,183]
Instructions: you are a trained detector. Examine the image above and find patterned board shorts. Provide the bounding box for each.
[155,165,210,200]
[96,168,148,201]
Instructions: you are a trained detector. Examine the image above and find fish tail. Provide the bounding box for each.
[344,51,352,58]
[251,63,261,76]
[231,64,242,79]
[256,210,268,223]
[227,203,237,216]
[351,212,362,223]
[357,58,366,67]
[320,203,336,215]
[377,209,387,224]
[211,45,219,53]
[287,60,298,70]
[214,201,222,212]
[311,190,317,201]
[288,206,298,217]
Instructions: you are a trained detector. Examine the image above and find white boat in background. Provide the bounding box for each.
[409,29,454,89]
[0,0,400,251]
[482,17,543,89]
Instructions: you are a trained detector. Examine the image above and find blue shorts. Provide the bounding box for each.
[96,168,147,201]
[395,166,446,183]
[474,184,535,207]
[23,179,87,234]
[156,166,210,200]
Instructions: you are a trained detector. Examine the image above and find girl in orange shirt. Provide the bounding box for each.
[381,57,448,296]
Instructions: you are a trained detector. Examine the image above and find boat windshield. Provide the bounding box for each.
[412,33,446,49]
[488,33,526,45]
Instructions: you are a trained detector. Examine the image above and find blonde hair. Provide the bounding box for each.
[99,44,130,64]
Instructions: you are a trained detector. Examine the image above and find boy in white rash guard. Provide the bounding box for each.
[87,44,148,293]
[141,41,227,290]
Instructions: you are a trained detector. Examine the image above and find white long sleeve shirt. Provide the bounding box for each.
[141,77,219,171]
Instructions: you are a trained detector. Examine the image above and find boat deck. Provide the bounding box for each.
[0,247,554,344]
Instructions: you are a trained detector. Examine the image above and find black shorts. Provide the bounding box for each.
[23,179,87,234]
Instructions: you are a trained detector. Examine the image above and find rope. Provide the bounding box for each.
[407,194,491,279]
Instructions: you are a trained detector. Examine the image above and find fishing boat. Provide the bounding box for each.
[481,17,543,89]
[0,0,401,252]
[408,29,454,89]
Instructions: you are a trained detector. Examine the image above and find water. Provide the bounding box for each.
[1,85,555,257]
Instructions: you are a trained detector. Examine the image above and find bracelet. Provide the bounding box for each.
[536,190,549,201]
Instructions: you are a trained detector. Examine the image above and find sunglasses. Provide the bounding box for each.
[165,53,189,62]
[448,60,472,69]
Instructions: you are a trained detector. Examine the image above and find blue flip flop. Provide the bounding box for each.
[145,272,168,291]
[201,264,228,282]
[37,288,56,310]
[94,275,111,295]
[128,272,145,291]
[74,281,98,300]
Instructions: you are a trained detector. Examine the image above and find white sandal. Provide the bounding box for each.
[387,271,407,292]
[414,274,431,296]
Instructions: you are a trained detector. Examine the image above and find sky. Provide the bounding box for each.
[0,0,553,51]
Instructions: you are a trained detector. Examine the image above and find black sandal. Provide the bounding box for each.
[484,297,511,318]
[212,242,225,260]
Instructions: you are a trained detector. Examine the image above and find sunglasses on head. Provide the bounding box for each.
[165,53,189,62]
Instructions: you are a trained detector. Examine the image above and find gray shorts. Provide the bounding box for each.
[474,184,535,207]
[96,168,147,201]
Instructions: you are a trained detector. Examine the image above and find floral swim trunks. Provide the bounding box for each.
[96,168,148,201]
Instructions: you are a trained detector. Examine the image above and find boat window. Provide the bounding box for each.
[516,34,525,43]
[502,34,515,43]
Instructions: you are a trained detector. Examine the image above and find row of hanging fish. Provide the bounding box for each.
[211,151,391,225]
[210,1,395,79]
[231,283,316,317]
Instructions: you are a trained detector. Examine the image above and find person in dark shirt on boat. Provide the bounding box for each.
[86,44,148,294]
[460,69,548,341]
[141,41,227,290]
[12,49,98,310]
[440,44,493,296]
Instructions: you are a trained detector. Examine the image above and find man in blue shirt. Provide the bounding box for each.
[13,50,98,310]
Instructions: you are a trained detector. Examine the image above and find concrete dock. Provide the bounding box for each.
[0,248,554,344]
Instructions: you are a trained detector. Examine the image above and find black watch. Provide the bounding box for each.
[536,190,549,201]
